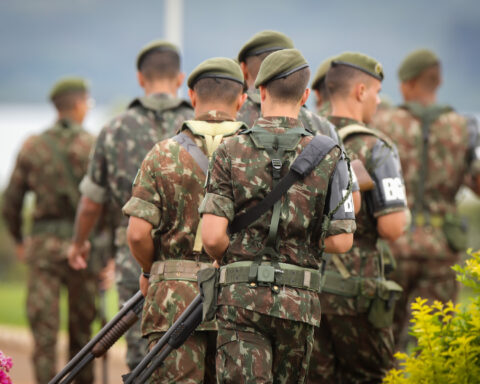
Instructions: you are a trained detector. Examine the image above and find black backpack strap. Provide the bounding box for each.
[172,132,209,175]
[229,135,338,234]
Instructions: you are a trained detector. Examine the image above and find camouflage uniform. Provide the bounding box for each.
[237,89,340,142]
[122,110,242,383]
[79,93,193,369]
[308,116,408,384]
[200,116,356,384]
[371,105,480,350]
[2,119,97,384]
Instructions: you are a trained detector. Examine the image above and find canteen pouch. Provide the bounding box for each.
[197,267,220,322]
[367,279,403,329]
[443,213,468,252]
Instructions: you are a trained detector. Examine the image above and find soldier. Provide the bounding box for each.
[371,49,480,351]
[200,49,356,384]
[122,57,248,383]
[311,56,335,117]
[308,52,408,383]
[2,78,98,384]
[67,40,194,370]
[236,30,339,142]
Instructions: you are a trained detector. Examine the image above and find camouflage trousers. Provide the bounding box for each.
[216,305,314,384]
[115,244,148,370]
[308,313,394,384]
[26,258,97,384]
[389,257,459,351]
[146,331,217,383]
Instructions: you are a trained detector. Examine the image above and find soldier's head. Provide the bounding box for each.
[49,77,90,123]
[187,57,247,119]
[237,30,294,89]
[136,40,185,96]
[311,56,336,110]
[398,49,441,105]
[326,52,384,124]
[255,49,310,118]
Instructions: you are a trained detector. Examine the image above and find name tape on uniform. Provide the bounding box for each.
[382,177,406,202]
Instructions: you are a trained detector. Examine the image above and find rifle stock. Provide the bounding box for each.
[351,159,375,191]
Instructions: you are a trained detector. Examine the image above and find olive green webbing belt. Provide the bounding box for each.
[321,270,361,297]
[150,260,211,282]
[219,261,322,292]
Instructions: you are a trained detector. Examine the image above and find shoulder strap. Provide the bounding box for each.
[229,135,338,234]
[172,132,209,175]
[38,131,80,209]
[338,124,393,149]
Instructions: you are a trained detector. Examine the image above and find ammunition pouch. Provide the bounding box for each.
[31,219,74,239]
[197,267,220,322]
[442,213,468,252]
[150,260,212,282]
[322,271,403,328]
[219,261,322,293]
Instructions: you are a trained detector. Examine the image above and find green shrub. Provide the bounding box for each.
[384,249,480,384]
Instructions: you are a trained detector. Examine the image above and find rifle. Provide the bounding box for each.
[48,291,145,384]
[122,294,203,384]
[350,159,375,191]
[98,288,108,384]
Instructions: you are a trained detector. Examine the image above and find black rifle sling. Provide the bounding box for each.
[173,132,209,175]
[229,135,338,234]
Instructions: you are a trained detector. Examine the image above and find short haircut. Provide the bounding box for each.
[139,50,180,81]
[193,78,243,105]
[265,67,310,103]
[245,50,277,79]
[51,91,86,112]
[326,64,373,99]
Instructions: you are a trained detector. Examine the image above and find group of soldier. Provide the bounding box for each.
[3,29,480,384]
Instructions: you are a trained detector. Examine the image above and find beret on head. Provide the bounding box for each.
[398,49,439,82]
[136,39,180,70]
[237,30,294,63]
[311,56,337,90]
[187,57,244,89]
[49,77,89,100]
[255,49,309,88]
[332,52,384,81]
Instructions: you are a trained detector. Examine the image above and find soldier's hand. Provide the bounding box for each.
[15,243,25,262]
[139,274,149,297]
[68,241,91,270]
[99,258,115,290]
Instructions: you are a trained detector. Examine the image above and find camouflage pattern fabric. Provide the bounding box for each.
[308,116,407,383]
[371,106,480,350]
[200,116,355,382]
[79,93,193,368]
[147,331,216,384]
[2,119,97,384]
[309,313,394,384]
[122,110,237,381]
[316,101,332,118]
[216,306,314,384]
[237,89,340,143]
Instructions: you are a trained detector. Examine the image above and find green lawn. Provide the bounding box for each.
[0,282,120,333]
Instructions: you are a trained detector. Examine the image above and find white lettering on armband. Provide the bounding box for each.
[475,146,480,161]
[382,178,406,202]
[342,190,354,213]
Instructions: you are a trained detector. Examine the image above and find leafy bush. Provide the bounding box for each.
[384,249,480,384]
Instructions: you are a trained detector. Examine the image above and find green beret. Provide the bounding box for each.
[49,77,89,100]
[311,56,336,90]
[187,57,244,89]
[398,49,439,82]
[237,30,294,63]
[136,39,179,70]
[331,52,384,81]
[255,49,309,88]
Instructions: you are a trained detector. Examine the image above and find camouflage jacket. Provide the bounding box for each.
[321,116,407,315]
[122,110,244,334]
[3,118,94,243]
[80,93,193,229]
[237,89,340,143]
[200,116,356,326]
[371,105,480,260]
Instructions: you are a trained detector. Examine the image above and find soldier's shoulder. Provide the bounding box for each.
[438,109,467,126]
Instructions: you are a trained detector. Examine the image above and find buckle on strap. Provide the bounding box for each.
[271,158,282,170]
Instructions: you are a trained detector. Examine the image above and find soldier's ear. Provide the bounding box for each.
[259,85,267,102]
[240,62,249,84]
[236,92,248,112]
[300,88,311,107]
[176,72,186,88]
[356,82,366,102]
[137,71,146,89]
[188,89,197,108]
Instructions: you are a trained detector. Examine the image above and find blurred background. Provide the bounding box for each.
[0,0,479,382]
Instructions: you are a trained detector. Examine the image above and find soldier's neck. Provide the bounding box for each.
[403,94,436,106]
[330,102,363,123]
[194,103,237,120]
[57,112,83,125]
[261,100,301,119]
